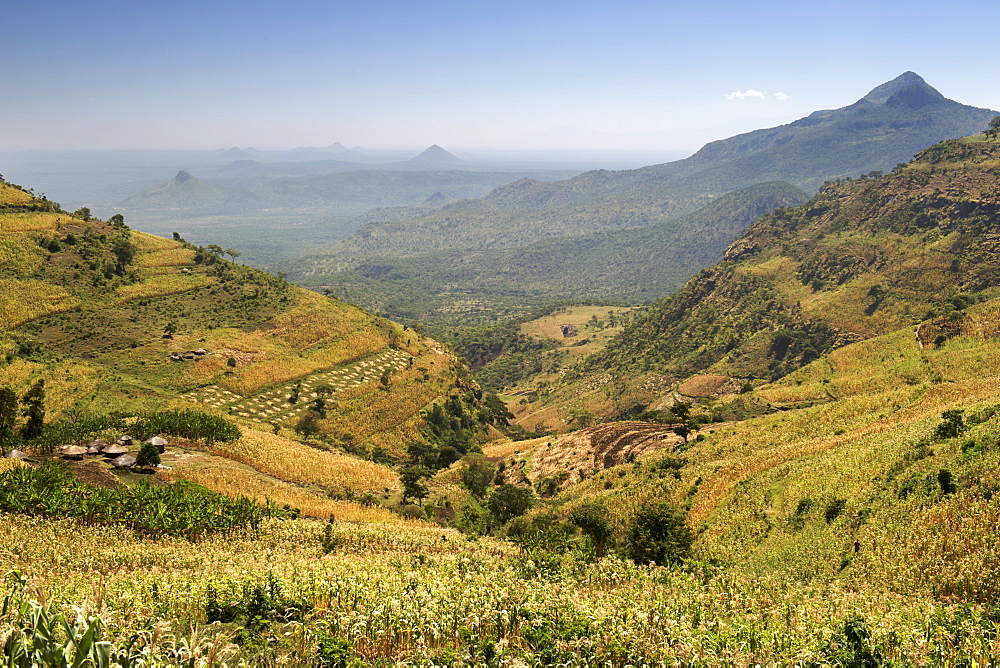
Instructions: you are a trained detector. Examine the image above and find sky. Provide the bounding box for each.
[4,0,1000,155]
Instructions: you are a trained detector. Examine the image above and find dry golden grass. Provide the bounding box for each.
[214,429,400,494]
[0,279,79,328]
[0,237,46,277]
[0,183,35,206]
[131,233,183,253]
[0,212,69,232]
[158,458,410,523]
[114,273,213,303]
[0,360,42,389]
[482,437,544,459]
[137,248,195,268]
[0,459,25,474]
[520,305,634,342]
[220,330,387,396]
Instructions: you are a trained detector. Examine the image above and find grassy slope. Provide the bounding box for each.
[552,136,1000,405]
[0,179,470,515]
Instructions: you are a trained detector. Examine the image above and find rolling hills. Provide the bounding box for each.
[278,72,997,321]
[0,175,504,506]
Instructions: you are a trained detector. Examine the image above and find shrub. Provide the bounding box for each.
[622,502,692,566]
[935,409,966,440]
[488,484,534,524]
[460,455,497,498]
[824,498,847,523]
[569,501,613,558]
[135,442,160,468]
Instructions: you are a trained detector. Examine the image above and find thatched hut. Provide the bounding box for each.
[101,443,129,455]
[111,454,137,468]
[145,436,168,453]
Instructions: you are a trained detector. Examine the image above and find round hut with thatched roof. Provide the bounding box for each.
[101,443,129,456]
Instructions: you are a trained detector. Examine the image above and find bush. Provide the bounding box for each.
[569,501,613,558]
[135,442,160,468]
[460,455,497,498]
[935,409,966,440]
[488,484,534,524]
[622,502,692,566]
[824,498,847,523]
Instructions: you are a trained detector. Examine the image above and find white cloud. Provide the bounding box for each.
[725,89,765,100]
[774,91,790,101]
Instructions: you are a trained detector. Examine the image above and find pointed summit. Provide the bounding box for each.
[410,145,461,163]
[862,71,944,106]
[173,170,194,184]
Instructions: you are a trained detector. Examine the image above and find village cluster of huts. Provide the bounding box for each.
[169,348,209,361]
[3,435,169,468]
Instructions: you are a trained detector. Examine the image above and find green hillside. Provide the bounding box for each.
[277,73,995,319]
[283,181,809,321]
[7,128,1000,663]
[594,135,1000,386]
[0,176,509,487]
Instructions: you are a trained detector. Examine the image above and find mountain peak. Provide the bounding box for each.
[410,145,461,163]
[862,71,943,105]
[174,170,194,183]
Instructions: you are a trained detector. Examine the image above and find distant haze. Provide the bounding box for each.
[3,1,999,153]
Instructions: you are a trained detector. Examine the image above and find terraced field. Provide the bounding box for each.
[180,348,412,424]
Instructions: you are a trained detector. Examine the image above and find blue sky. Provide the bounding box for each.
[4,0,999,153]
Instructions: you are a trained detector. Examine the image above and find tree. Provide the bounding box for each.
[0,386,18,446]
[224,248,241,263]
[108,214,127,229]
[669,401,691,423]
[673,424,693,443]
[622,502,692,566]
[163,322,178,339]
[400,466,431,504]
[136,442,161,468]
[986,116,1000,141]
[569,501,614,559]
[460,455,497,498]
[310,396,327,418]
[20,380,45,440]
[72,207,91,221]
[488,484,534,524]
[935,409,966,440]
[205,244,225,258]
[294,411,321,438]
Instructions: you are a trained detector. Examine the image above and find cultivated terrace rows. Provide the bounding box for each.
[180,348,411,424]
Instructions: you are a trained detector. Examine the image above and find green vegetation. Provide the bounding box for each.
[588,136,1000,385]
[0,462,288,538]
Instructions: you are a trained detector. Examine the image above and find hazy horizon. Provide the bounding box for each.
[5,1,1000,155]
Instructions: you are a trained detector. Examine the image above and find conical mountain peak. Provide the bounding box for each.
[862,71,943,105]
[410,145,461,163]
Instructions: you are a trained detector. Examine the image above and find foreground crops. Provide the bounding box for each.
[2,515,999,666]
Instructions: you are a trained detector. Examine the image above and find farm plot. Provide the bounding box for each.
[180,348,412,423]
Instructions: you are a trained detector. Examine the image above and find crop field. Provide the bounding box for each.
[0,211,69,231]
[2,511,999,665]
[210,430,400,495]
[114,272,215,303]
[0,278,79,327]
[180,348,411,424]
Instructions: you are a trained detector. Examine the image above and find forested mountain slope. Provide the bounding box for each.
[594,135,1000,384]
[278,73,995,317]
